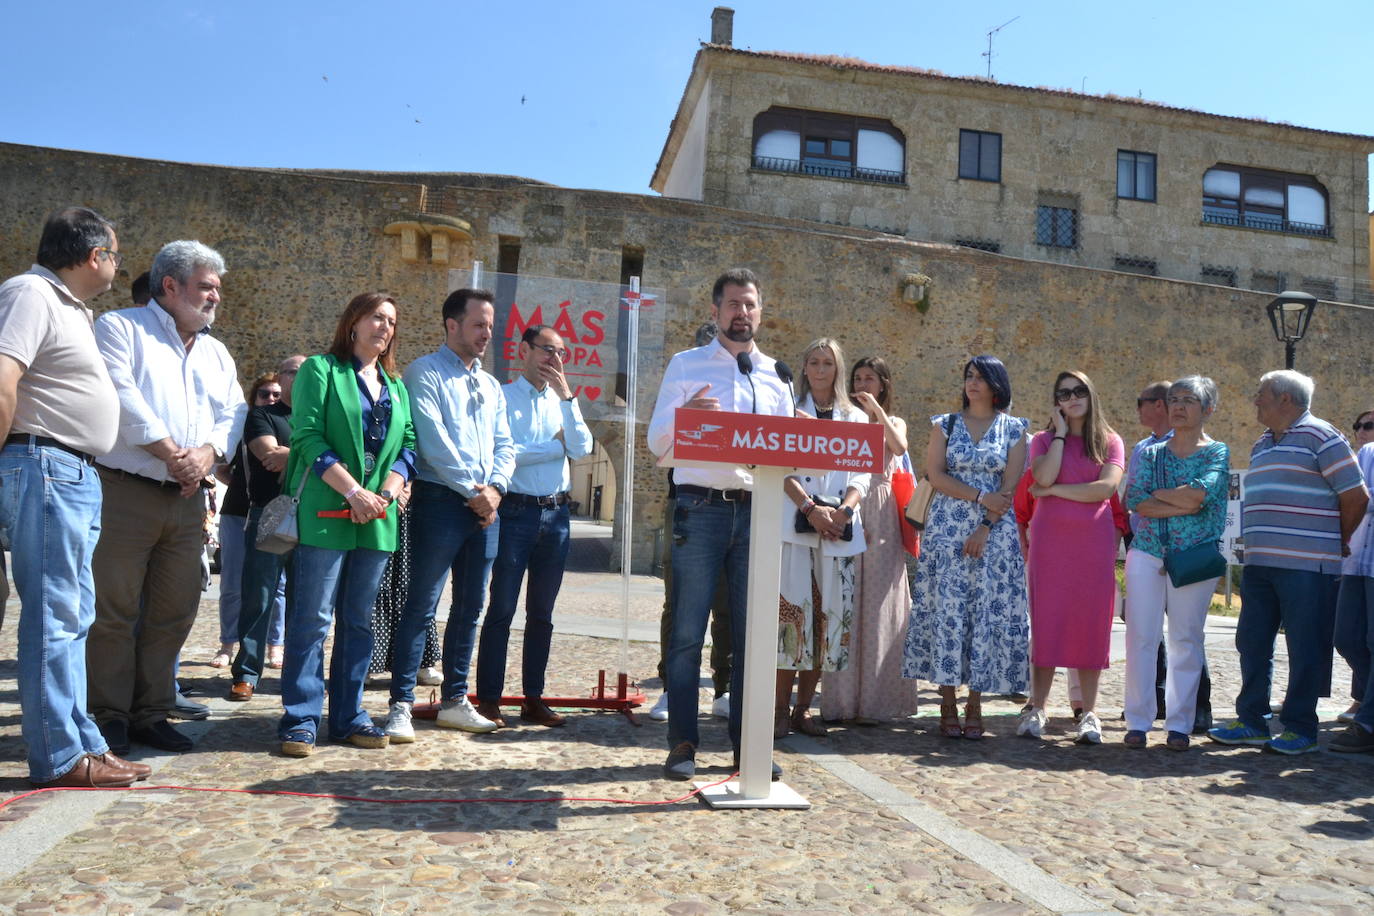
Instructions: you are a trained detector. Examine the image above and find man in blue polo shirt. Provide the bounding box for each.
[1210,370,1368,754]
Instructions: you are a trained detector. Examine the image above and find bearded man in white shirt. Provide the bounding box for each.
[89,240,245,757]
[646,268,794,781]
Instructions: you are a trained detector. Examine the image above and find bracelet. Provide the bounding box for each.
[343,485,363,501]
[801,500,816,517]
[975,490,985,505]
[1053,435,1066,442]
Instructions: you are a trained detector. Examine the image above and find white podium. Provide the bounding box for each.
[666,408,884,809]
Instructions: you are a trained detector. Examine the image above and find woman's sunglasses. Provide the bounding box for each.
[1054,385,1090,403]
[1353,420,1374,432]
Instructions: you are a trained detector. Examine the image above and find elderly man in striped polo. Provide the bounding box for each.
[1210,370,1369,755]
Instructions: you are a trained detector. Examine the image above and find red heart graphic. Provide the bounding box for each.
[583,387,601,400]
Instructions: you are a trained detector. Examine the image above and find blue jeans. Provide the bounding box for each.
[665,493,750,751]
[0,443,108,781]
[477,500,570,701]
[1335,574,1374,731]
[1236,564,1338,739]
[391,481,494,704]
[232,507,291,686]
[278,544,390,740]
[217,514,246,644]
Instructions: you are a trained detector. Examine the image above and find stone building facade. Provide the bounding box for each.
[3,140,1372,572]
[651,36,1374,305]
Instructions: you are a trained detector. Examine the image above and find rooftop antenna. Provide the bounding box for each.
[982,15,1020,80]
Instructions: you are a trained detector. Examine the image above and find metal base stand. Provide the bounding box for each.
[696,779,811,809]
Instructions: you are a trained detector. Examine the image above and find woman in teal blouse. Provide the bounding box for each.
[278,292,417,757]
[1123,375,1229,751]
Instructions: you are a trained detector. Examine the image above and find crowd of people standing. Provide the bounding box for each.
[4,207,1374,792]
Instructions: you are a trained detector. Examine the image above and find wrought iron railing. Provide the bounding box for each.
[752,155,904,185]
[1201,210,1332,238]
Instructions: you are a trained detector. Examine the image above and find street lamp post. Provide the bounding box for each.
[1266,290,1318,370]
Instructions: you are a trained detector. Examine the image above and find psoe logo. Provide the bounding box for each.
[677,422,724,445]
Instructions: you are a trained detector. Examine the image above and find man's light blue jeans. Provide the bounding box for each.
[0,442,109,781]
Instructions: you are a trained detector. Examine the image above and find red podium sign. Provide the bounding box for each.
[672,408,883,474]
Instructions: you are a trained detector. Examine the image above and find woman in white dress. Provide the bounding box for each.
[776,338,870,738]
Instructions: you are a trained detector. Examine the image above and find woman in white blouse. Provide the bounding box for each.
[775,337,870,738]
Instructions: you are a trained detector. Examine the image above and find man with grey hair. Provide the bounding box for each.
[89,240,245,756]
[1210,369,1368,755]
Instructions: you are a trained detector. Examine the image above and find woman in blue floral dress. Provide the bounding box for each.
[904,355,1030,739]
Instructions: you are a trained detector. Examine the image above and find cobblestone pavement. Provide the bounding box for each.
[1,544,1372,914]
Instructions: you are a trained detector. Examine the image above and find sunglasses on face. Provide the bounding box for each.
[1055,385,1090,403]
[1355,421,1374,432]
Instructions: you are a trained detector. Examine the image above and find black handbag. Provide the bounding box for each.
[794,493,853,541]
[1155,445,1226,587]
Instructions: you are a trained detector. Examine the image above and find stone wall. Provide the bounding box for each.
[656,48,1373,303]
[3,142,1371,572]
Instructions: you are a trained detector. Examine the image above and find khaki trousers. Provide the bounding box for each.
[88,469,206,729]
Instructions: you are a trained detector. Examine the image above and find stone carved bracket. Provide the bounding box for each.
[383,213,474,265]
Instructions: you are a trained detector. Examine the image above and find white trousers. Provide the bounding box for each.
[1123,549,1217,734]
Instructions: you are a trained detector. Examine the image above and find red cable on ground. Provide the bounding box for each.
[0,772,741,813]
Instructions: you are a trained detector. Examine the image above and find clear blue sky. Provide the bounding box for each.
[3,1,1370,202]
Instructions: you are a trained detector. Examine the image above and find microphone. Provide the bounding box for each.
[774,361,794,387]
[735,350,757,413]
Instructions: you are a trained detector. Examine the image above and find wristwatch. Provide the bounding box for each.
[379,489,395,504]
[491,481,507,497]
[841,505,855,519]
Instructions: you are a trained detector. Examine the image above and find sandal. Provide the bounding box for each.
[962,702,984,740]
[1124,729,1147,749]
[266,645,284,669]
[209,643,234,668]
[1165,730,1190,752]
[939,702,963,739]
[791,709,827,737]
[774,707,791,739]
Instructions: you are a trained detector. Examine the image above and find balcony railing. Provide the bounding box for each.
[752,155,904,185]
[1201,210,1332,238]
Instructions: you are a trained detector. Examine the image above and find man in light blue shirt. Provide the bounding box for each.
[386,289,515,740]
[474,325,593,728]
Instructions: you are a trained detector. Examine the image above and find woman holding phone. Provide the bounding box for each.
[1020,370,1124,745]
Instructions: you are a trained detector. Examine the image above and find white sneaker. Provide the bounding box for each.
[1016,706,1046,738]
[648,693,669,722]
[416,666,443,687]
[435,696,498,733]
[384,701,415,743]
[1075,711,1102,745]
[711,693,730,718]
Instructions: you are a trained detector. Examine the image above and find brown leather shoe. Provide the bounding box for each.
[98,752,151,781]
[520,699,566,728]
[228,681,254,702]
[30,754,135,789]
[474,700,506,728]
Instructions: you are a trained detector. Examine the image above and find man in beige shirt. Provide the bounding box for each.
[0,207,150,788]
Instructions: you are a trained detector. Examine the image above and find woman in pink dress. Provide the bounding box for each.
[1020,370,1124,745]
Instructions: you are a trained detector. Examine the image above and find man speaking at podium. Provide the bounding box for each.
[647,268,794,780]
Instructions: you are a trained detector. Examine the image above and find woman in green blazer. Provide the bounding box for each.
[277,292,417,757]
